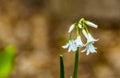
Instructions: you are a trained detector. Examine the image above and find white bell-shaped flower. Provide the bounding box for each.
[81,43,97,55]
[62,40,77,52]
[86,21,98,28]
[81,29,98,55]
[82,29,98,43]
[75,36,84,47]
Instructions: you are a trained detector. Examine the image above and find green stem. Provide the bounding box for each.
[60,55,65,78]
[73,48,79,78]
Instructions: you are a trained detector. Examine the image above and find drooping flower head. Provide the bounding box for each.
[81,29,98,55]
[63,22,84,52]
[62,18,98,55]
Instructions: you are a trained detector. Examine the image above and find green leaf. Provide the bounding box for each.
[60,55,65,78]
[0,45,16,78]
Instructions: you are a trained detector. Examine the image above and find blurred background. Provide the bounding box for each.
[0,0,120,78]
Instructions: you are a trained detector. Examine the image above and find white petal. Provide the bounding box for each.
[62,43,69,48]
[68,24,75,33]
[86,21,98,28]
[88,44,96,53]
[91,45,94,52]
[78,24,82,28]
[68,46,72,52]
[86,51,90,55]
[82,43,97,55]
[91,44,97,53]
[71,41,77,51]
[89,44,94,52]
[75,36,84,47]
[81,48,86,53]
[88,34,98,42]
[82,29,88,39]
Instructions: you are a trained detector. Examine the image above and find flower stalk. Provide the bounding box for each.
[73,47,79,78]
[60,55,65,78]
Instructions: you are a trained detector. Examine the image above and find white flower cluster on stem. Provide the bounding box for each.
[62,18,98,55]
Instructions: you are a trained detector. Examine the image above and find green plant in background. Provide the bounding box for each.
[0,45,16,78]
[60,18,98,78]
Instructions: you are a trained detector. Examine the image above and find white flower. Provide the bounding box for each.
[62,40,77,52]
[86,21,98,28]
[87,33,98,44]
[75,36,84,47]
[82,29,98,43]
[81,43,97,55]
[81,29,98,55]
[68,24,75,33]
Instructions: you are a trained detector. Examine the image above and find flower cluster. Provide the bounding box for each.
[62,18,98,55]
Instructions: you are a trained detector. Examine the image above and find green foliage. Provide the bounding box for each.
[0,45,16,78]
